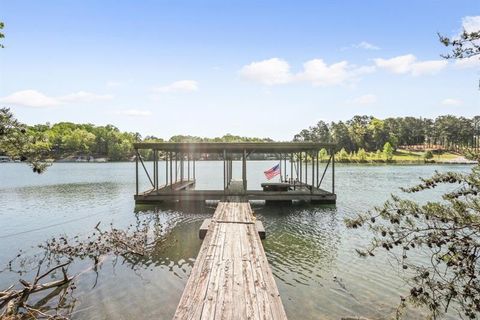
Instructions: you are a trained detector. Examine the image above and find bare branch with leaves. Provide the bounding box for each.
[346,166,480,319]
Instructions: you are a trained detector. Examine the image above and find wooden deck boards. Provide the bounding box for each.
[135,189,336,203]
[173,202,287,320]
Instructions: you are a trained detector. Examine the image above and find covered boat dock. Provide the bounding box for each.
[133,142,336,204]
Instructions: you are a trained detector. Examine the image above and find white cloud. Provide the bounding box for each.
[349,94,377,105]
[153,80,199,93]
[462,16,480,33]
[0,89,114,108]
[117,109,152,117]
[239,58,291,85]
[374,54,416,74]
[60,91,113,103]
[441,98,462,106]
[0,90,59,108]
[410,60,448,76]
[374,54,447,76]
[455,56,480,68]
[353,41,380,50]
[240,58,374,87]
[297,59,375,86]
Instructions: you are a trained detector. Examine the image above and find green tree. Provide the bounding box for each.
[318,148,328,161]
[368,118,388,151]
[357,148,367,162]
[0,108,51,172]
[423,150,433,160]
[293,129,312,142]
[335,148,349,161]
[62,129,95,154]
[108,138,132,161]
[347,115,373,151]
[383,142,394,161]
[138,136,164,160]
[330,121,354,151]
[309,121,330,142]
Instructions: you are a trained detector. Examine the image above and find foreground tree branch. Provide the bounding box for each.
[0,262,73,319]
[346,166,480,319]
[439,30,480,60]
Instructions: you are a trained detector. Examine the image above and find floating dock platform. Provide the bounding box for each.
[133,142,336,204]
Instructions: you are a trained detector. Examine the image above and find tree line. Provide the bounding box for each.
[0,108,273,164]
[2,109,479,166]
[293,115,480,154]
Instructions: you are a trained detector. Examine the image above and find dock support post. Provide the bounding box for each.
[242,149,247,193]
[175,152,178,183]
[223,150,226,191]
[152,150,155,190]
[290,153,293,184]
[316,149,319,187]
[231,160,233,184]
[169,152,173,189]
[135,149,138,196]
[165,151,168,187]
[154,149,158,190]
[305,152,308,185]
[279,153,282,181]
[156,150,159,189]
[229,159,231,186]
[180,152,184,182]
[332,148,335,194]
[299,152,302,183]
[311,151,314,193]
[187,153,190,181]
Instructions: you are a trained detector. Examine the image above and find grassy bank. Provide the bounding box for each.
[320,149,473,164]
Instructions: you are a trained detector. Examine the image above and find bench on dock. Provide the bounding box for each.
[261,182,291,192]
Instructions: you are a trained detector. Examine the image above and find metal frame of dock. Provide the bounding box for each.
[133,142,336,204]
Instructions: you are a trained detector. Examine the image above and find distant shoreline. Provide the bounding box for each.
[1,159,477,165]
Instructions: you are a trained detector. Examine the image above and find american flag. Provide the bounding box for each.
[264,163,280,180]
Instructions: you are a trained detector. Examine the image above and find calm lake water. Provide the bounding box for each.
[0,162,473,319]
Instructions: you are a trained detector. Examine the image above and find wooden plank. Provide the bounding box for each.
[240,224,261,320]
[246,223,274,320]
[255,220,265,240]
[214,221,234,320]
[249,225,287,319]
[188,221,226,320]
[173,202,287,320]
[200,222,227,319]
[175,205,225,319]
[199,219,211,239]
[232,223,246,318]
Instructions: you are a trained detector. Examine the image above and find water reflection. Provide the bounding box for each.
[0,163,473,320]
[7,182,121,203]
[258,205,340,287]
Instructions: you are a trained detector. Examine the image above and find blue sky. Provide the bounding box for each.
[0,0,479,140]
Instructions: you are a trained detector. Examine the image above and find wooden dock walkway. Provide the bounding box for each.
[173,202,287,320]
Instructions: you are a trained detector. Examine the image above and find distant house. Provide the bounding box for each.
[75,156,88,162]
